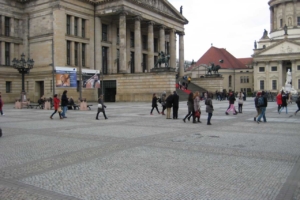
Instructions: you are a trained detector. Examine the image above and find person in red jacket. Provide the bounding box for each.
[276,91,282,113]
[50,94,62,119]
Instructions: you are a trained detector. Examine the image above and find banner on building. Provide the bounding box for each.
[55,67,77,87]
[82,69,100,88]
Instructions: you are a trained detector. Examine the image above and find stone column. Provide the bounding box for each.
[159,25,165,52]
[1,16,4,35]
[178,32,184,78]
[169,29,176,68]
[53,6,66,66]
[119,12,127,73]
[10,17,14,37]
[293,1,297,28]
[291,60,297,87]
[78,17,82,37]
[70,41,75,66]
[274,6,277,30]
[134,16,142,73]
[147,21,154,72]
[1,42,5,65]
[270,7,274,32]
[278,61,283,89]
[95,17,102,71]
[283,3,286,26]
[70,16,74,35]
[111,23,117,74]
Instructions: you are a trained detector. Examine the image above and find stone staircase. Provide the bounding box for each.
[176,81,207,101]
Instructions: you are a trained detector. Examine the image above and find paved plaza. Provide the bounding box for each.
[0,97,299,200]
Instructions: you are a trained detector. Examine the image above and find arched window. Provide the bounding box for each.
[229,75,232,87]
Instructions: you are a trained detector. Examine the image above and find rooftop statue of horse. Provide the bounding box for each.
[207,63,221,75]
[155,51,170,68]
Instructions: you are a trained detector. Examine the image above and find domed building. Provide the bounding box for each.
[253,0,300,92]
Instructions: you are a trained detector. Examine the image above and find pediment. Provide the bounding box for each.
[259,41,300,56]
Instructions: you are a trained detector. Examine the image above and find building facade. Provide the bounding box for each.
[0,0,188,102]
[253,0,300,93]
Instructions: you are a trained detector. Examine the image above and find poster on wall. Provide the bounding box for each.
[82,69,100,88]
[55,67,77,87]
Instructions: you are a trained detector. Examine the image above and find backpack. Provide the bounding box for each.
[205,99,209,105]
[257,96,264,107]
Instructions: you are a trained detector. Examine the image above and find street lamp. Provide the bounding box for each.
[12,53,34,102]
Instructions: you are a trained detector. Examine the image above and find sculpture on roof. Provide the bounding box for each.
[180,6,183,14]
[283,24,288,35]
[254,40,257,49]
[262,29,269,39]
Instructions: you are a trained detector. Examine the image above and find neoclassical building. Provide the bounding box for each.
[253,0,300,93]
[0,0,188,102]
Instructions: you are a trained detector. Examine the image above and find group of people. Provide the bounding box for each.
[276,91,300,115]
[150,91,179,119]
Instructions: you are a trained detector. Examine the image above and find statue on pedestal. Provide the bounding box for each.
[154,51,170,68]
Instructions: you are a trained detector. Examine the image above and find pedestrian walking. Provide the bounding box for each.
[150,93,160,115]
[172,91,179,119]
[61,90,68,118]
[205,93,214,125]
[237,91,244,113]
[50,94,62,119]
[294,94,300,115]
[161,92,167,115]
[225,92,237,115]
[193,91,201,123]
[165,93,173,119]
[254,92,261,122]
[279,91,288,114]
[257,91,268,123]
[0,95,4,116]
[276,91,282,112]
[183,92,194,123]
[96,95,108,120]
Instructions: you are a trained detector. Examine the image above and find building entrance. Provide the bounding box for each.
[98,80,116,102]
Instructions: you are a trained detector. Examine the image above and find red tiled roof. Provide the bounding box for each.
[188,46,248,71]
[237,58,253,66]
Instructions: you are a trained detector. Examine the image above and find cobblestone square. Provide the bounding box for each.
[0,98,299,200]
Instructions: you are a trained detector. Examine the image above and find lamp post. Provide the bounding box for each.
[12,53,34,102]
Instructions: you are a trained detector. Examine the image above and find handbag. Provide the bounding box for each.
[98,104,102,108]
[57,107,62,113]
[195,110,200,118]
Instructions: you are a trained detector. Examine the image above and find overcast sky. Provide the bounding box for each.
[168,0,270,61]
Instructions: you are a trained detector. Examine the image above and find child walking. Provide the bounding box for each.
[50,94,62,119]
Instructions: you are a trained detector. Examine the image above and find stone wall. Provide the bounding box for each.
[116,72,176,102]
[192,77,224,93]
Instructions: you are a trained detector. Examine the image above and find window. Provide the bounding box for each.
[298,17,300,26]
[280,18,283,28]
[229,75,232,87]
[298,79,300,89]
[297,65,300,70]
[130,32,134,48]
[5,17,10,36]
[75,42,78,66]
[6,81,11,93]
[271,66,277,71]
[66,15,71,35]
[74,17,78,36]
[143,54,147,73]
[154,38,158,52]
[66,41,71,65]
[165,41,169,54]
[117,49,120,73]
[5,42,10,66]
[272,80,277,90]
[142,35,147,50]
[117,28,119,45]
[240,76,249,83]
[260,80,264,90]
[82,19,85,38]
[102,24,108,41]
[82,43,85,67]
[102,47,108,74]
[259,67,265,72]
[130,52,134,73]
[154,56,158,67]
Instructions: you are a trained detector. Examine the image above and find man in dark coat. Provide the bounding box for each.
[172,91,179,119]
[165,94,173,119]
[61,90,69,118]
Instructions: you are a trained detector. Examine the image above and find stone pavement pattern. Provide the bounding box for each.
[0,98,299,200]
